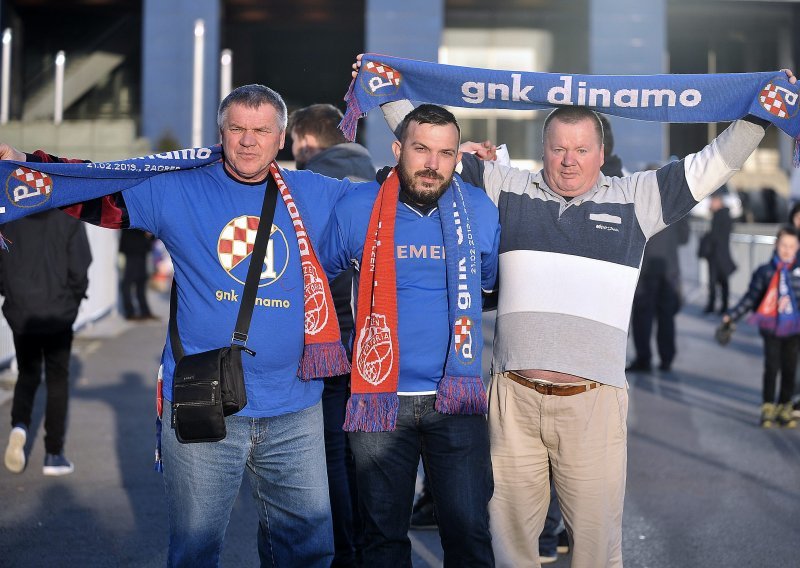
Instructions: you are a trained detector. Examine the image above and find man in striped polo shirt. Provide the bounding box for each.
[382,66,796,568]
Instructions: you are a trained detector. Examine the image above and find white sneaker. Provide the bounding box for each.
[4,426,27,473]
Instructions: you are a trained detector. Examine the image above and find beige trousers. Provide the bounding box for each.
[488,373,628,568]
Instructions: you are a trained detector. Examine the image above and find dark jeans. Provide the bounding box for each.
[762,333,800,404]
[10,328,73,454]
[323,373,362,567]
[632,274,681,367]
[121,253,152,318]
[706,264,730,312]
[349,395,493,568]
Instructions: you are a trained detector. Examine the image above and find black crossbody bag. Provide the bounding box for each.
[169,175,279,443]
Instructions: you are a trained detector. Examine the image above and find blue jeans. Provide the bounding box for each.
[349,395,494,568]
[162,400,333,567]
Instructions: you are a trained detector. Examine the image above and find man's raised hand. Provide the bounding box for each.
[0,144,25,162]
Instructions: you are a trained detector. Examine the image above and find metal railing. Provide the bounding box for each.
[682,220,778,303]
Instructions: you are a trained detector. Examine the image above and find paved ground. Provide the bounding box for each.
[0,285,798,567]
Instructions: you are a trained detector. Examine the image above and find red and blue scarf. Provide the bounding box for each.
[749,253,800,337]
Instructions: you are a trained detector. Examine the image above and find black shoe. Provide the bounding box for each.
[539,551,558,564]
[625,361,651,373]
[409,500,437,530]
[703,306,715,314]
[658,361,672,372]
[556,530,570,554]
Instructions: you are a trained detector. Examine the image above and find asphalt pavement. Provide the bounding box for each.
[0,285,798,567]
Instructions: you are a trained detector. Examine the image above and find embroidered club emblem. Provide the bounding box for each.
[454,316,475,363]
[5,167,53,208]
[302,261,329,335]
[356,313,394,385]
[759,82,799,119]
[217,215,288,286]
[362,61,402,95]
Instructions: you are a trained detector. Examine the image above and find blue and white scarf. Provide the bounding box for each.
[342,54,800,164]
[0,146,222,226]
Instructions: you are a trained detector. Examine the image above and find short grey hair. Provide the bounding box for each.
[217,84,288,131]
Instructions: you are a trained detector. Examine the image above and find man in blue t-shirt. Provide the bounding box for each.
[320,105,500,567]
[0,85,359,567]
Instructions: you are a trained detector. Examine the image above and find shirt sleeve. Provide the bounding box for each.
[318,203,355,282]
[122,178,166,236]
[633,119,766,239]
[481,201,500,294]
[381,99,416,139]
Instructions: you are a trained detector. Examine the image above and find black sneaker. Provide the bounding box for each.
[539,551,558,564]
[557,530,570,554]
[409,500,437,530]
[625,361,651,373]
[43,453,74,476]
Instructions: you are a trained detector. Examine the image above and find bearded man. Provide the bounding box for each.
[320,104,501,567]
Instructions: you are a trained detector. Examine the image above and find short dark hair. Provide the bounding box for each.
[542,106,604,147]
[288,104,347,149]
[217,84,287,131]
[776,225,799,241]
[598,114,614,157]
[789,202,800,226]
[398,104,461,143]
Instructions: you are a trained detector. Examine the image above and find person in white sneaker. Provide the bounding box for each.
[1,210,92,476]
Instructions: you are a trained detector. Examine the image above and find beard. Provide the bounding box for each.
[396,164,452,206]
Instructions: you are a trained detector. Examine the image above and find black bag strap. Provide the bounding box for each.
[169,173,280,362]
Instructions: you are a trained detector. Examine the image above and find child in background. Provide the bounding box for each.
[723,226,800,428]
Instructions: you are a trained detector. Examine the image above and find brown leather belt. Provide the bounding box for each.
[505,372,599,396]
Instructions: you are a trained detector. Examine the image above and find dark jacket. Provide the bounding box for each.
[601,154,625,177]
[302,142,376,351]
[304,143,375,183]
[119,228,154,256]
[705,207,737,276]
[640,216,690,281]
[726,259,800,326]
[0,210,92,334]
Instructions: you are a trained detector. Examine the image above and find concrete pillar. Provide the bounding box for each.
[364,0,444,167]
[142,0,220,150]
[589,0,666,171]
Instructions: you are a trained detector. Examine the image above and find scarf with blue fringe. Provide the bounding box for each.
[342,54,800,165]
[748,253,800,337]
[344,169,486,432]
